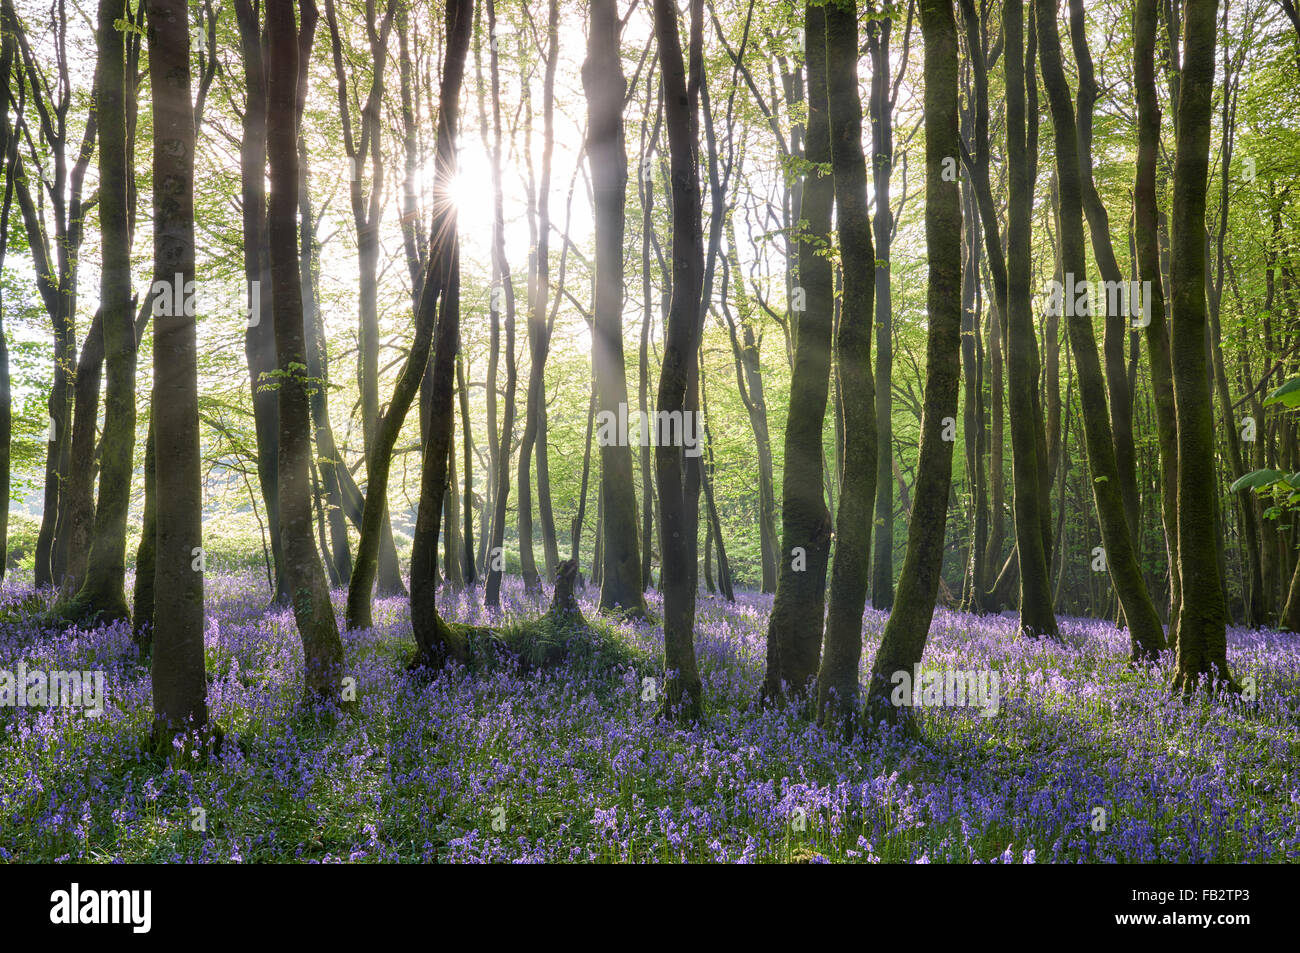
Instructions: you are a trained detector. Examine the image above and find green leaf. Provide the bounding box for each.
[1230,468,1286,493]
[1264,376,1300,408]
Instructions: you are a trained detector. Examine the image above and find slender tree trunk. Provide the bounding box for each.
[68,0,135,623]
[299,137,351,584]
[865,0,963,723]
[867,11,900,611]
[457,350,476,585]
[0,155,9,587]
[1003,0,1057,636]
[148,0,207,744]
[638,78,661,593]
[1067,0,1142,551]
[1134,0,1181,644]
[410,0,473,666]
[651,0,705,720]
[763,1,835,702]
[817,0,877,736]
[585,0,645,617]
[515,0,560,595]
[1037,0,1165,661]
[700,355,734,601]
[55,312,102,598]
[721,218,778,593]
[234,0,290,605]
[268,0,343,701]
[482,0,520,609]
[1170,0,1235,689]
[323,0,405,600]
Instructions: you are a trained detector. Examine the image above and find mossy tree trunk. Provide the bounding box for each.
[864,0,963,724]
[267,0,343,701]
[763,1,835,702]
[66,0,134,625]
[651,0,706,720]
[1170,0,1237,690]
[1037,0,1165,662]
[816,0,877,737]
[409,0,473,668]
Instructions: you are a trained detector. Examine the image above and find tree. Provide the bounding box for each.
[411,0,474,667]
[816,0,877,736]
[148,0,208,745]
[482,0,522,609]
[1001,0,1057,636]
[763,1,836,702]
[1170,0,1237,690]
[865,0,963,723]
[651,0,706,719]
[1133,0,1181,643]
[585,0,646,617]
[517,0,561,594]
[1036,0,1165,662]
[323,0,406,599]
[62,0,136,624]
[1,0,97,589]
[0,28,15,585]
[868,1,912,611]
[267,0,344,701]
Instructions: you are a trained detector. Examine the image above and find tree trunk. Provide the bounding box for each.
[1002,0,1057,636]
[410,0,473,666]
[651,0,705,720]
[268,0,343,701]
[763,1,835,702]
[515,0,560,595]
[1134,0,1180,644]
[1067,0,1142,552]
[233,0,290,605]
[298,136,352,585]
[1170,0,1235,689]
[67,0,135,624]
[54,311,103,598]
[1037,0,1165,661]
[482,0,521,609]
[817,0,877,737]
[148,0,208,744]
[585,0,646,617]
[323,0,405,600]
[867,11,901,611]
[864,0,963,724]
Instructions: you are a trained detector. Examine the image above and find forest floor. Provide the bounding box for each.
[2,571,1298,862]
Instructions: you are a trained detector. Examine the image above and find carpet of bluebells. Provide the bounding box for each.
[2,569,1298,863]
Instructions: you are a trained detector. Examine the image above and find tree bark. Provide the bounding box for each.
[651,0,706,720]
[65,0,135,624]
[763,2,836,702]
[817,0,877,736]
[864,0,963,723]
[585,0,646,616]
[1170,0,1236,689]
[1037,0,1165,661]
[268,0,344,701]
[410,0,473,669]
[148,0,208,743]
